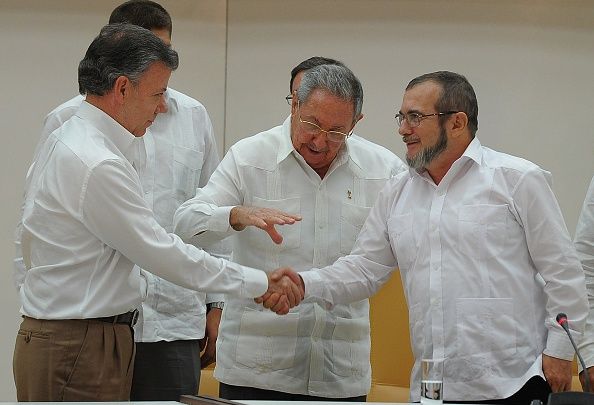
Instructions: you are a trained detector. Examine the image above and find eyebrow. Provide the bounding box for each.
[302,114,347,131]
[399,109,422,115]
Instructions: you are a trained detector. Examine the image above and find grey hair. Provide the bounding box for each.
[296,64,363,121]
[78,23,179,96]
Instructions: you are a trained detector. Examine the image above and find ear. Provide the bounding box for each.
[450,111,468,137]
[113,75,130,105]
[354,113,364,126]
[290,92,298,116]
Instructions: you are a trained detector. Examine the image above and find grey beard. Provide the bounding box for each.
[406,127,448,169]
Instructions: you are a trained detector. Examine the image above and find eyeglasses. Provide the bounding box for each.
[285,94,293,105]
[297,101,353,143]
[395,111,458,128]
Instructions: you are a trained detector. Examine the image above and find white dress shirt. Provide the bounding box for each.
[173,117,407,397]
[17,100,267,320]
[301,137,588,401]
[15,89,228,342]
[576,175,594,368]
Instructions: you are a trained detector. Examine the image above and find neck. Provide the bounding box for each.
[426,137,472,185]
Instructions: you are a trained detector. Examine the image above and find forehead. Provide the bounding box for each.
[301,88,353,112]
[401,81,442,112]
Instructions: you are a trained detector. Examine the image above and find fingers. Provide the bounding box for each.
[258,268,304,315]
[230,206,302,244]
[543,354,573,392]
[200,346,215,369]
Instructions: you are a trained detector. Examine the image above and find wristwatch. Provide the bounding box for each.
[207,301,224,312]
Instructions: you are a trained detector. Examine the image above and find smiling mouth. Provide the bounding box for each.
[402,135,420,144]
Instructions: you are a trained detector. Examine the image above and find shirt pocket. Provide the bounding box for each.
[331,315,371,377]
[340,203,371,255]
[235,308,299,371]
[457,204,509,260]
[246,196,301,250]
[152,276,202,317]
[387,213,416,270]
[455,298,517,362]
[173,146,203,200]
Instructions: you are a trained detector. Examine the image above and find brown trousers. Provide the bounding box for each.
[13,316,135,401]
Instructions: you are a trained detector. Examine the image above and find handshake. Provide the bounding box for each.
[255,268,305,315]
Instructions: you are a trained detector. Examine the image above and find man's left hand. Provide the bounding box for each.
[543,353,573,392]
[580,367,594,392]
[199,307,222,369]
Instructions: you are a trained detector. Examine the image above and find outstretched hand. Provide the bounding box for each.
[255,268,305,315]
[229,206,302,244]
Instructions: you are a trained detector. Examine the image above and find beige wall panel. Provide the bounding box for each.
[225,0,594,233]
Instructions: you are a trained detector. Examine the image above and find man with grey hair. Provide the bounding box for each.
[174,62,406,401]
[14,23,301,402]
[272,70,588,404]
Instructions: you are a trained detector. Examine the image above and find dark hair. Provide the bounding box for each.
[406,71,479,137]
[290,57,345,92]
[297,64,363,120]
[109,0,172,36]
[78,23,179,96]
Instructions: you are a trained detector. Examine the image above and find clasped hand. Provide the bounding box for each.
[255,268,305,315]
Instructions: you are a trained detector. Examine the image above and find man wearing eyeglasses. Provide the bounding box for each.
[174,63,406,401]
[278,70,588,404]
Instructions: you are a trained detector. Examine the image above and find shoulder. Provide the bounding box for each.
[480,145,551,187]
[226,125,285,166]
[55,118,123,170]
[166,88,208,114]
[43,95,85,130]
[347,135,406,174]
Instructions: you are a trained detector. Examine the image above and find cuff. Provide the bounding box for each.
[207,206,234,233]
[545,327,577,361]
[238,265,268,298]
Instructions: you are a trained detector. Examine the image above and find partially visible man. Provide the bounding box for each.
[174,63,406,401]
[13,1,228,400]
[285,56,346,104]
[13,23,301,402]
[576,175,594,392]
[281,71,588,404]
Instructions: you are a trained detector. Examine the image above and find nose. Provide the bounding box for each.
[398,120,412,136]
[156,94,168,114]
[310,131,330,149]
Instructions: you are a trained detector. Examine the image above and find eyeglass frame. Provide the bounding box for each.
[285,94,293,105]
[295,100,354,143]
[395,111,458,128]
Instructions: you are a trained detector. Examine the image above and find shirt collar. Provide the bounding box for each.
[75,100,139,164]
[409,136,483,179]
[277,116,295,164]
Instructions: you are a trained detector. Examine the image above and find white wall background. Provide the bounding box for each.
[1,0,593,400]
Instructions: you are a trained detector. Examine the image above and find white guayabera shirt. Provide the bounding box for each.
[302,137,588,402]
[17,101,266,320]
[174,117,407,397]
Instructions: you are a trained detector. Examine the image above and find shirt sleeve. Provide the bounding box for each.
[81,159,268,299]
[576,175,594,368]
[173,146,243,246]
[513,168,588,360]
[301,181,397,306]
